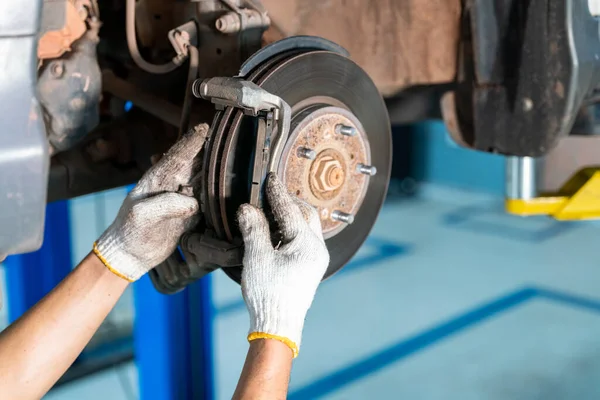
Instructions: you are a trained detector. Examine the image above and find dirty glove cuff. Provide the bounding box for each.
[239,174,330,359]
[93,238,145,282]
[246,287,312,358]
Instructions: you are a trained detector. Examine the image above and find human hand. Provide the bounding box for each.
[94,124,208,282]
[237,173,330,357]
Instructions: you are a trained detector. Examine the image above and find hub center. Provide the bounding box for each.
[278,105,373,239]
[310,149,347,200]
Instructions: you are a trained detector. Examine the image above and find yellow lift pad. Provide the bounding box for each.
[506,168,600,220]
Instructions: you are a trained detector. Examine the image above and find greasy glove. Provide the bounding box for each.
[93,124,208,282]
[238,173,330,358]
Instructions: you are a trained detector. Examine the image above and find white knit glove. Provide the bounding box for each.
[238,173,330,357]
[93,124,209,282]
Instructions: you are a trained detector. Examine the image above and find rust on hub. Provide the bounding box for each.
[278,106,371,238]
[310,149,346,200]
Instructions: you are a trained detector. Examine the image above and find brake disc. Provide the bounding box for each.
[150,38,391,292]
[210,50,391,283]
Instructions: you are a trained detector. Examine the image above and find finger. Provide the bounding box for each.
[294,198,324,238]
[237,204,272,252]
[132,192,199,222]
[265,173,303,241]
[137,124,210,193]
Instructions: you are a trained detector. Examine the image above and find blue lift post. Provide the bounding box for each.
[134,272,215,400]
[4,201,73,323]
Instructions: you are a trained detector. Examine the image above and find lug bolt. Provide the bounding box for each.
[335,124,357,136]
[50,61,64,79]
[297,147,316,160]
[331,210,354,224]
[216,12,241,34]
[357,163,377,176]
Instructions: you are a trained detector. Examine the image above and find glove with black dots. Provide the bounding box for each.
[237,173,330,357]
[93,124,208,282]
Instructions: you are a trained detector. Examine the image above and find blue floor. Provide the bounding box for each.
[3,184,600,399]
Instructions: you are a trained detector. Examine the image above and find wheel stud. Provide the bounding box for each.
[335,124,357,136]
[357,163,377,176]
[297,147,317,160]
[331,210,354,224]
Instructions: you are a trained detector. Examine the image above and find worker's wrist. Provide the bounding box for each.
[86,252,132,288]
[248,332,299,358]
[248,336,295,360]
[245,298,308,358]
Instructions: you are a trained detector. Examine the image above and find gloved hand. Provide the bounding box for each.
[93,124,209,282]
[238,173,330,358]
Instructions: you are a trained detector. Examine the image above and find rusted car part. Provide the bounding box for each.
[38,3,102,154]
[128,0,270,78]
[280,106,372,238]
[443,0,600,157]
[0,1,49,255]
[151,38,391,293]
[38,0,91,60]
[261,0,461,96]
[48,111,177,202]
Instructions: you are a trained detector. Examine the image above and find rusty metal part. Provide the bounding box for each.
[310,149,345,198]
[279,106,370,238]
[260,0,461,96]
[443,0,600,157]
[38,0,89,60]
[206,50,391,284]
[38,14,102,152]
[205,108,235,239]
[155,41,390,292]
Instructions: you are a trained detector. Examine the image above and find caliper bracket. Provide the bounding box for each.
[192,76,291,206]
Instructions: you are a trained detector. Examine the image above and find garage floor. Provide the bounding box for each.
[3,184,600,400]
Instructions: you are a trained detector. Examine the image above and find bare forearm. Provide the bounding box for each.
[0,253,128,399]
[233,339,293,400]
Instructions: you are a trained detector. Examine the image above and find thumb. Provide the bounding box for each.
[237,204,272,252]
[134,192,199,222]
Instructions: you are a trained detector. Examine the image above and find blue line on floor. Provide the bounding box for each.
[288,287,537,400]
[213,237,410,316]
[289,286,600,399]
[335,237,410,277]
[536,287,600,315]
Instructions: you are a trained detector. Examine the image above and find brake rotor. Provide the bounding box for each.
[206,50,391,283]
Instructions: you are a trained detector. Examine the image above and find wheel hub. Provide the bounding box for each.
[214,49,391,284]
[279,106,371,238]
[151,37,392,293]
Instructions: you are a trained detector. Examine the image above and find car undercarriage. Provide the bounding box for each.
[2,0,600,292]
